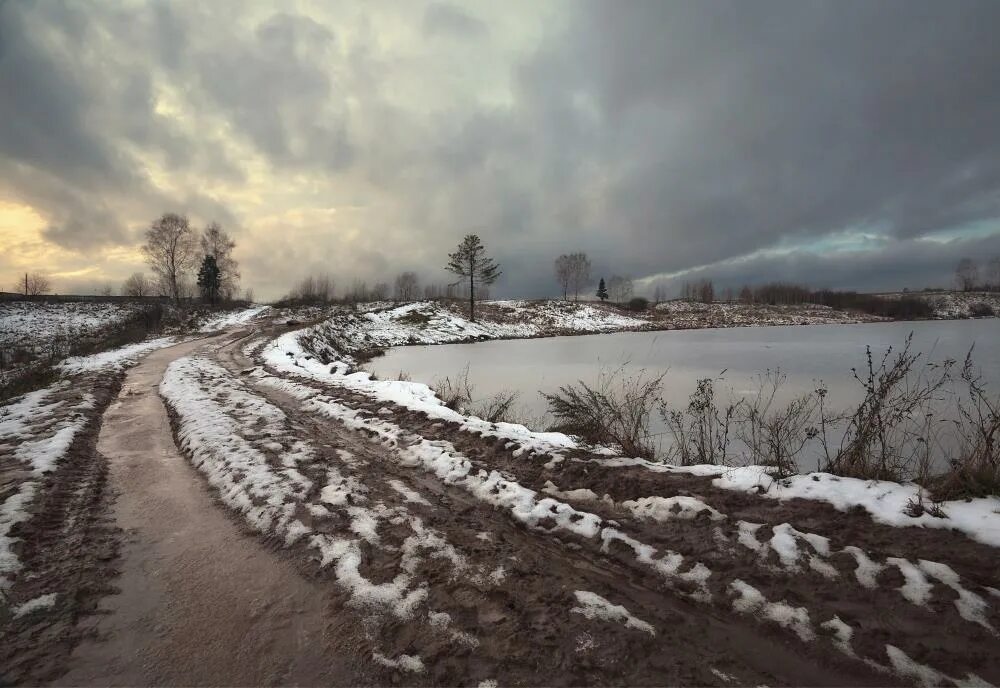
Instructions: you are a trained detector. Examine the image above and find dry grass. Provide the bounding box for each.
[543,365,665,459]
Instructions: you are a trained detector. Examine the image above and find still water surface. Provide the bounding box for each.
[368,319,1000,463]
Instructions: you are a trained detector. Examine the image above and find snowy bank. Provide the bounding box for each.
[261,315,1000,549]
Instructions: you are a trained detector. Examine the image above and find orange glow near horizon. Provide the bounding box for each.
[0,200,145,293]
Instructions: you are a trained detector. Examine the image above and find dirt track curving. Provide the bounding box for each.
[58,334,361,686]
[9,321,998,686]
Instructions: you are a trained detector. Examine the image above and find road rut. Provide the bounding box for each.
[60,334,357,686]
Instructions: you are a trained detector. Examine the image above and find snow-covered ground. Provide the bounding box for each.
[196,305,271,332]
[1,335,180,592]
[0,301,151,344]
[242,320,1000,683]
[916,291,1000,319]
[309,301,648,359]
[262,313,1000,548]
[653,299,881,327]
[0,381,95,591]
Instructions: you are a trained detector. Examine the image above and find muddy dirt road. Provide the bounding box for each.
[17,321,1000,687]
[60,334,359,686]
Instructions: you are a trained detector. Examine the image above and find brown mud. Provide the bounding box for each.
[4,319,997,686]
[0,377,122,684]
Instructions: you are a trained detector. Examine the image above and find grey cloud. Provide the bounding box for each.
[3,0,1000,300]
[423,3,488,39]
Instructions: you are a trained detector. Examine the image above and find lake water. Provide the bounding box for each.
[367,319,1000,465]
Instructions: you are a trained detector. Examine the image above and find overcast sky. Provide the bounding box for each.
[2,0,1000,300]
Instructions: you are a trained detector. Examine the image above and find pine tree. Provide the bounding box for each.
[445,234,502,322]
[197,255,222,305]
[596,277,608,301]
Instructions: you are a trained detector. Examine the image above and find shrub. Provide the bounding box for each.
[932,353,1000,500]
[543,366,664,459]
[968,302,995,318]
[824,334,953,482]
[627,297,650,312]
[661,376,735,465]
[735,370,820,478]
[470,390,520,423]
[432,365,474,411]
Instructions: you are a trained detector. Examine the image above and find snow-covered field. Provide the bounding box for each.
[916,291,1000,319]
[653,299,882,327]
[0,301,151,344]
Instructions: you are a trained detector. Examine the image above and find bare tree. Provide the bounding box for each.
[608,275,634,304]
[201,222,241,301]
[98,285,113,297]
[554,253,591,301]
[371,282,390,300]
[653,283,667,304]
[987,256,1000,292]
[315,274,334,302]
[143,213,198,305]
[394,272,420,301]
[554,255,572,300]
[699,279,715,304]
[347,279,369,303]
[445,234,502,322]
[121,272,151,297]
[15,272,52,297]
[568,253,591,301]
[956,257,979,292]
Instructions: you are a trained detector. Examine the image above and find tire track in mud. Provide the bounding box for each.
[0,377,121,685]
[58,333,361,687]
[209,334,894,686]
[214,330,1000,686]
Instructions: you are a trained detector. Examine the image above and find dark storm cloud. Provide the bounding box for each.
[0,1,240,251]
[494,0,1000,289]
[2,0,999,298]
[651,232,1000,298]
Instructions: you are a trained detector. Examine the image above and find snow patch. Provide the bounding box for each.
[621,495,725,522]
[729,579,814,641]
[570,590,655,636]
[12,592,58,618]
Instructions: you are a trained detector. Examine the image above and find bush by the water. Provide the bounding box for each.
[544,336,1000,498]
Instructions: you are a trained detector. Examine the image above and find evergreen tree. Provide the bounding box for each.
[445,234,501,322]
[197,255,222,305]
[596,277,608,301]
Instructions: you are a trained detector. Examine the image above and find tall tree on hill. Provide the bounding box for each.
[201,222,240,301]
[197,255,222,305]
[445,234,501,323]
[596,278,608,301]
[143,213,198,305]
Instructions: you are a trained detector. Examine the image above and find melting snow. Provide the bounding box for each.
[570,590,655,636]
[729,579,814,641]
[621,495,725,522]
